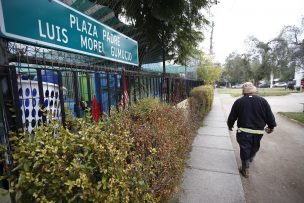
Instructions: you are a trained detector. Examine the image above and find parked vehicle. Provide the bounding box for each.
[232,84,243,88]
[287,80,296,90]
[258,84,270,88]
[273,82,287,88]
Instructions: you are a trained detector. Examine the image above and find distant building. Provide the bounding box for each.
[294,67,304,89]
[142,62,197,79]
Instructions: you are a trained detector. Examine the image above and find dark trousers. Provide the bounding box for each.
[236,131,263,168]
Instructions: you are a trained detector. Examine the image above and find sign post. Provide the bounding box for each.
[0,0,138,66]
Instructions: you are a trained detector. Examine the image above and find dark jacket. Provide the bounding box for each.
[227,95,276,130]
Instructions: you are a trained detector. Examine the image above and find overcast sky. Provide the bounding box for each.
[201,0,304,64]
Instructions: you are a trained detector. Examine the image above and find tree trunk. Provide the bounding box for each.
[270,69,274,88]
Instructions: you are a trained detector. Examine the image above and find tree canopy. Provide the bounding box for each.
[223,53,252,84]
[92,0,218,64]
[197,54,222,84]
[223,17,303,85]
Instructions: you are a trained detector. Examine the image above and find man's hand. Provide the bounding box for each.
[265,127,274,134]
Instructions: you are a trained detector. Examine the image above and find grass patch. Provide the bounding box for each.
[278,112,304,124]
[217,88,242,97]
[217,88,291,97]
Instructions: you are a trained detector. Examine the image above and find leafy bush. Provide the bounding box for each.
[127,99,196,201]
[5,116,154,203]
[188,85,214,120]
[2,88,212,203]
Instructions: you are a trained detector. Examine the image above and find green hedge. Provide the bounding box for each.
[2,87,213,202]
[188,85,214,121]
[6,115,152,203]
[1,99,194,202]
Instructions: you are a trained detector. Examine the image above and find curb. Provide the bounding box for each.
[277,112,304,127]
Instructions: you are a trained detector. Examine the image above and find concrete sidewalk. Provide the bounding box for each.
[179,93,245,203]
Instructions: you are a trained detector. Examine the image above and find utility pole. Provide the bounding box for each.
[209,22,214,55]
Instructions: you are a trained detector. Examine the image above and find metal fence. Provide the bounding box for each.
[0,40,203,134]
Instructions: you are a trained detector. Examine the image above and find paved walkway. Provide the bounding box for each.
[179,92,245,203]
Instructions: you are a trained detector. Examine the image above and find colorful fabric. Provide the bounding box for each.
[92,95,100,123]
[121,76,129,108]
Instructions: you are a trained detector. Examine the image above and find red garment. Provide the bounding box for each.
[122,76,129,108]
[92,95,100,122]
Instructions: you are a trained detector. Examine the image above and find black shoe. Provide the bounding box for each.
[249,157,254,162]
[239,167,249,178]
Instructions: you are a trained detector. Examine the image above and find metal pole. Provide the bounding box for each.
[9,67,23,130]
[166,77,169,103]
[57,71,66,126]
[133,75,136,103]
[86,73,92,104]
[138,76,141,100]
[72,71,80,118]
[36,69,46,124]
[106,73,111,115]
[95,73,103,115]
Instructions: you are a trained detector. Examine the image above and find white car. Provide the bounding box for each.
[232,84,243,88]
[273,82,287,88]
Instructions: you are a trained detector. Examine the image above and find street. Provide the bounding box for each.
[220,92,304,203]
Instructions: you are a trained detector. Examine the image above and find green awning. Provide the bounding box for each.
[142,63,195,74]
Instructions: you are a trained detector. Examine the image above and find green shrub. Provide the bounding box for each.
[127,99,196,201]
[188,85,214,120]
[3,98,201,203]
[5,117,154,203]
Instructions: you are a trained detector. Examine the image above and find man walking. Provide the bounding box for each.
[227,82,276,178]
